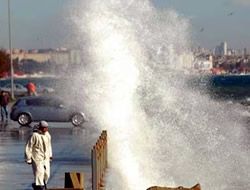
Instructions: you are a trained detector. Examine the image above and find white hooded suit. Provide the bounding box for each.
[25,130,52,186]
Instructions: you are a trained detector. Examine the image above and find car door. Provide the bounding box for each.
[26,98,53,121]
[46,98,70,122]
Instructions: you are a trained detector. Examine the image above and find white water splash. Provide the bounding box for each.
[71,1,250,189]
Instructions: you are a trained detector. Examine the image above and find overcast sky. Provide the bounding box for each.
[0,0,249,50]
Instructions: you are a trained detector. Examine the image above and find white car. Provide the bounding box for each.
[36,84,55,94]
[0,83,55,96]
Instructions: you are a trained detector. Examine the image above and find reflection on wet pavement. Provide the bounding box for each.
[0,121,97,190]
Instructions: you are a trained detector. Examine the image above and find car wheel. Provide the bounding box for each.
[18,113,31,126]
[71,113,85,127]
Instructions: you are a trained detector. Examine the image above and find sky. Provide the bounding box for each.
[154,0,250,50]
[0,0,249,50]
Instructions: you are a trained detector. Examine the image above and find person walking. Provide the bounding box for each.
[26,81,37,96]
[0,91,10,122]
[25,121,53,190]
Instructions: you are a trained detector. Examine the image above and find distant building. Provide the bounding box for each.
[214,41,228,56]
[244,48,248,56]
[178,52,194,70]
[222,41,227,56]
[69,49,82,65]
[50,51,70,65]
[193,59,213,73]
[214,46,221,56]
[11,48,82,66]
[12,52,51,63]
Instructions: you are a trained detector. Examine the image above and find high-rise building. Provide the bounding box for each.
[214,42,228,56]
[214,46,221,56]
[244,48,247,56]
[221,41,227,56]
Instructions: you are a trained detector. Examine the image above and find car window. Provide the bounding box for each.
[26,98,48,106]
[15,84,24,89]
[4,83,24,89]
[4,84,11,88]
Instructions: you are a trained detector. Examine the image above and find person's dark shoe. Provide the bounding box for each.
[32,183,36,190]
[32,183,45,190]
[37,185,45,190]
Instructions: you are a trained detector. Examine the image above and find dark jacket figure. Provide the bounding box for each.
[25,121,53,190]
[0,91,10,121]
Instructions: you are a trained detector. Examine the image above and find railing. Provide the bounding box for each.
[91,130,108,190]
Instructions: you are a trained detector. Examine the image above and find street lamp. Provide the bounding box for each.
[8,0,15,100]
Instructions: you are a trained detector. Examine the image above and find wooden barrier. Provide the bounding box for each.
[92,130,108,190]
[48,131,108,190]
[48,172,84,190]
[65,172,84,189]
[146,183,201,190]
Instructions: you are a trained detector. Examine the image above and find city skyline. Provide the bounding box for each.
[154,0,250,50]
[0,0,249,50]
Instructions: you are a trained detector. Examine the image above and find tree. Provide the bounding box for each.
[0,50,10,76]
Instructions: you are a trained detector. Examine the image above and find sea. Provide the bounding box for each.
[1,74,250,104]
[188,74,250,104]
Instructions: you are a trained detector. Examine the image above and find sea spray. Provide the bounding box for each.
[71,0,250,189]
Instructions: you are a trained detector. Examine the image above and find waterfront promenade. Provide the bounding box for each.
[0,114,97,190]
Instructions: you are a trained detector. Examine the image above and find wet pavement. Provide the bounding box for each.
[0,118,99,190]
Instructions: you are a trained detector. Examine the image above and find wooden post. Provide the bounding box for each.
[47,172,84,190]
[92,130,108,190]
[92,146,97,190]
[64,172,84,189]
[103,131,108,169]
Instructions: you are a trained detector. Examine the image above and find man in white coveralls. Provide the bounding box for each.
[25,120,53,190]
